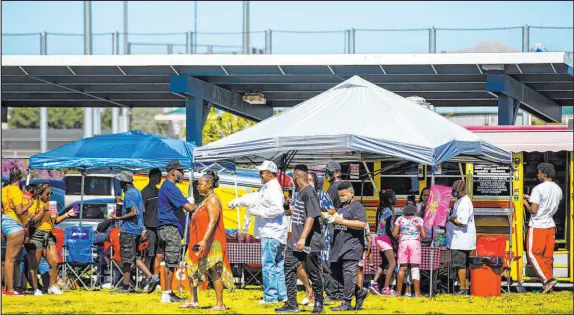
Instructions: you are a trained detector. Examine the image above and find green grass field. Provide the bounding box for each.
[1,288,572,314]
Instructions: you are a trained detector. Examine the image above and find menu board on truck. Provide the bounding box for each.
[472,164,511,196]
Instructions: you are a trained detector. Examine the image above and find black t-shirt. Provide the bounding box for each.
[326,181,342,208]
[330,200,367,262]
[288,185,324,253]
[141,185,159,228]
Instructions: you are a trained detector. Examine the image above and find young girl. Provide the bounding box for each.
[393,205,427,298]
[369,189,397,296]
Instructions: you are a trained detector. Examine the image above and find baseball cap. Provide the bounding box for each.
[256,160,278,173]
[326,161,341,172]
[115,171,133,183]
[166,160,184,172]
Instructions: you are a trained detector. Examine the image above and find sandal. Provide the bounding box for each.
[179,302,199,309]
[210,305,226,311]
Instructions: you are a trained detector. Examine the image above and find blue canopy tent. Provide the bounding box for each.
[29,130,235,226]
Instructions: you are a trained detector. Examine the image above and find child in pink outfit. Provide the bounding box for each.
[392,205,427,298]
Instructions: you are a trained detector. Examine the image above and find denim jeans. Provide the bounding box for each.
[261,237,287,302]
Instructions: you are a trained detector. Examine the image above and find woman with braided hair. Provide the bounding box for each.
[1,168,33,296]
[25,183,77,296]
[181,170,234,311]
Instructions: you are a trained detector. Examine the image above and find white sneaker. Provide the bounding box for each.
[300,297,310,305]
[48,285,63,295]
[33,289,44,296]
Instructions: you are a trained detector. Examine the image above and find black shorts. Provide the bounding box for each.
[157,225,182,268]
[26,229,56,251]
[120,232,140,265]
[451,249,472,270]
[141,228,164,257]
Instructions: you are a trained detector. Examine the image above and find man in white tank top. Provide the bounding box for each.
[523,163,563,294]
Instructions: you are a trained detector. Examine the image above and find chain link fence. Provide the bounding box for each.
[2,25,573,55]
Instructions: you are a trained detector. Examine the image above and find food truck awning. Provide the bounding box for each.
[474,129,574,152]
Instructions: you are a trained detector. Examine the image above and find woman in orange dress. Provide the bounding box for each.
[181,170,234,311]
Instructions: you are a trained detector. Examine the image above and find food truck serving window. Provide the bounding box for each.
[380,160,419,196]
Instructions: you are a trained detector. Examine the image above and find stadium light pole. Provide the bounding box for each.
[83,0,93,138]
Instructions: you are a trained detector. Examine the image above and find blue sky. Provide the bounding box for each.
[2,1,573,55]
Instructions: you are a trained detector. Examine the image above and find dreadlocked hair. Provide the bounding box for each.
[33,183,50,199]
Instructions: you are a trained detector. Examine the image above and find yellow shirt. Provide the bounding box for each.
[1,185,29,225]
[29,200,53,232]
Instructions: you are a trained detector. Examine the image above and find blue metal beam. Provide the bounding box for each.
[170,75,273,122]
[185,95,204,146]
[486,74,562,123]
[568,66,573,77]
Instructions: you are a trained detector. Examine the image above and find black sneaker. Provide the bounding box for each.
[454,289,468,296]
[543,278,558,294]
[331,302,352,312]
[146,275,160,294]
[170,292,186,303]
[311,305,325,314]
[354,288,368,310]
[118,287,135,293]
[324,296,340,303]
[275,304,300,313]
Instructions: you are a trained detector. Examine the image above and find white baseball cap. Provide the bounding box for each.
[256,160,278,173]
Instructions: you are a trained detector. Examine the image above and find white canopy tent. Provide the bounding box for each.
[194,76,511,167]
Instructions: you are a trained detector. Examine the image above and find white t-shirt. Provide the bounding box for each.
[529,181,563,229]
[446,195,476,251]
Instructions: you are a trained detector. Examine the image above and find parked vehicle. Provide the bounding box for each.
[64,174,121,207]
[56,198,116,232]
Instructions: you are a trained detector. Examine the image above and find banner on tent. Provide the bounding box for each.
[423,185,452,229]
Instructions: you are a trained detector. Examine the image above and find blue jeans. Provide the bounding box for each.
[261,237,287,302]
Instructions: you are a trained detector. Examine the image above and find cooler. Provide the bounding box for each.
[159,262,190,291]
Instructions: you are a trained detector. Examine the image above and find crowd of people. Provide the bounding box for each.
[1,159,564,312]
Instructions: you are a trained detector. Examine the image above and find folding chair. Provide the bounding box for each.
[108,228,147,291]
[475,235,520,294]
[62,226,101,291]
[52,228,65,287]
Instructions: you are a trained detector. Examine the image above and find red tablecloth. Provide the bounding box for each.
[228,243,262,264]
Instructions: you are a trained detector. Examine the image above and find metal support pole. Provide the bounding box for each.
[167,44,174,55]
[429,27,436,53]
[429,171,435,298]
[40,108,48,153]
[265,29,272,54]
[123,1,129,54]
[93,108,101,135]
[207,45,213,54]
[242,1,250,54]
[120,108,130,132]
[112,108,120,134]
[112,31,119,55]
[522,24,530,52]
[185,96,204,146]
[348,28,355,54]
[83,1,92,55]
[84,108,93,138]
[194,0,198,54]
[186,32,191,54]
[40,31,48,152]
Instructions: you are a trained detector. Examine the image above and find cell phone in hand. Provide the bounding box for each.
[293,245,311,254]
[192,244,200,252]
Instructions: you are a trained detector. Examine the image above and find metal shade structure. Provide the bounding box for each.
[2,52,572,118]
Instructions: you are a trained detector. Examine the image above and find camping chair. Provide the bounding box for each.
[108,228,147,291]
[62,226,101,291]
[474,235,520,294]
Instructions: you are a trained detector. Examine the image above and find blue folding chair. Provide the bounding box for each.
[62,226,100,291]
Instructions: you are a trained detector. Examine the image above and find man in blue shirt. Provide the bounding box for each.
[157,161,198,303]
[111,171,159,294]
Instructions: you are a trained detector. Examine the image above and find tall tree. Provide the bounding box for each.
[183,108,255,144]
[8,107,112,129]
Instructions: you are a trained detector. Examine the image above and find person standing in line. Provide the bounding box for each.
[276,164,324,314]
[1,168,33,296]
[329,181,369,311]
[523,163,562,293]
[156,161,199,303]
[323,161,343,302]
[140,168,163,291]
[110,171,159,294]
[392,205,426,298]
[370,189,397,296]
[228,160,288,305]
[446,180,476,296]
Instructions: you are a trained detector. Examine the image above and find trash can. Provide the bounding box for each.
[469,256,503,297]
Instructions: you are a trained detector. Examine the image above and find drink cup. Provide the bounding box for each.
[48,201,58,218]
[106,204,116,218]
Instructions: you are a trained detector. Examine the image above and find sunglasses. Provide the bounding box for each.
[44,192,53,197]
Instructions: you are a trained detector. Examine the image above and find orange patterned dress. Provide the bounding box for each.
[185,193,234,290]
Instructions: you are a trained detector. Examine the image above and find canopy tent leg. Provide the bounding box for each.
[179,168,193,294]
[79,170,86,227]
[429,171,435,298]
[362,161,379,194]
[507,163,513,294]
[234,171,241,234]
